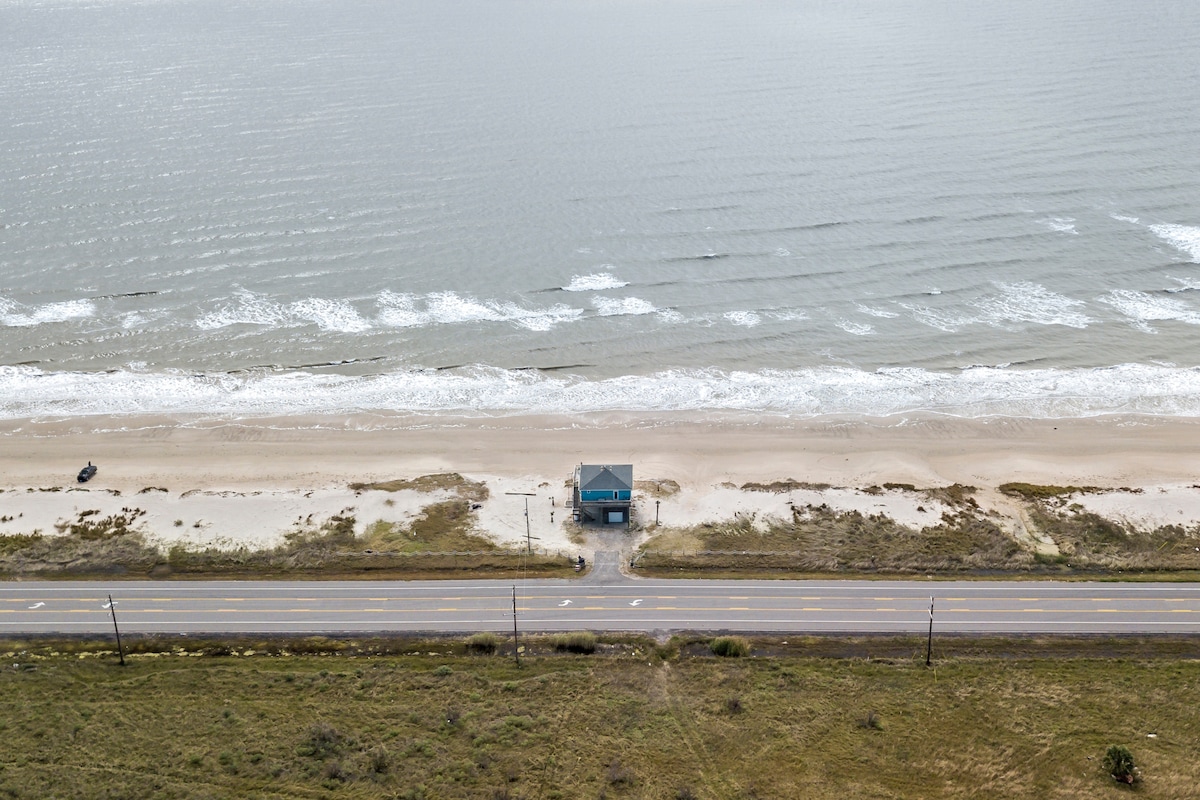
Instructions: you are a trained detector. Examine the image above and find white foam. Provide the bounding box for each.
[1099,289,1200,333]
[1111,214,1140,224]
[8,363,1200,420]
[1037,217,1079,235]
[765,309,808,322]
[899,303,967,332]
[593,297,657,317]
[289,297,371,333]
[376,290,582,331]
[0,297,96,327]
[196,290,291,330]
[836,319,874,336]
[724,311,762,327]
[856,304,899,319]
[1149,223,1200,262]
[562,272,629,292]
[975,282,1091,329]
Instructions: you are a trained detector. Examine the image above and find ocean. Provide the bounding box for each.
[3,0,1200,421]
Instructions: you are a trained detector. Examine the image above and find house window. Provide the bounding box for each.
[613,491,619,500]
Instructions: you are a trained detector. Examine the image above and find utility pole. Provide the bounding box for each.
[511,586,521,668]
[107,594,125,667]
[925,596,934,667]
[655,500,660,525]
[524,498,532,555]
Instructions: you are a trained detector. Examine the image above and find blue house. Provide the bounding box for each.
[572,464,633,524]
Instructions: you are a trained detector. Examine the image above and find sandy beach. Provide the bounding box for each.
[4,413,1200,555]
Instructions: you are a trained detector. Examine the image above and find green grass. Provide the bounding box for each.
[1,635,1198,798]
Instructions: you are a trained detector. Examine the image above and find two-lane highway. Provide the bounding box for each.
[4,570,1200,636]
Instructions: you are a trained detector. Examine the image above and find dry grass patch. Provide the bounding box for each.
[639,505,1031,574]
[635,478,681,497]
[349,473,489,502]
[1029,507,1200,571]
[362,500,497,553]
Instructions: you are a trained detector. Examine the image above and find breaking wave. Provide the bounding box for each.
[0,297,96,327]
[7,363,1200,420]
[562,272,629,292]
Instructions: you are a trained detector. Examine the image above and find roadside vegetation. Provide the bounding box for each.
[0,633,1196,798]
[0,474,571,580]
[636,482,1200,578]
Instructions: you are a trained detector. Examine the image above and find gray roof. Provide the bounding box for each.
[579,464,633,492]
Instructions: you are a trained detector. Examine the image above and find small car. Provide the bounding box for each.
[77,462,98,483]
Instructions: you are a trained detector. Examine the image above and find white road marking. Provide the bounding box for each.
[558,600,572,607]
[28,602,45,609]
[630,599,643,607]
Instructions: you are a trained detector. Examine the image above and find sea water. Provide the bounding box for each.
[2,0,1200,420]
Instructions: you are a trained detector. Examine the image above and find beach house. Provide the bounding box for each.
[572,464,633,525]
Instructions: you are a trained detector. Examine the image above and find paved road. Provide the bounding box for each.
[3,553,1200,636]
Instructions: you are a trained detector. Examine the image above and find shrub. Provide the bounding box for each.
[710,636,750,657]
[1103,744,1137,784]
[552,632,597,654]
[856,710,883,730]
[466,632,500,654]
[301,722,343,758]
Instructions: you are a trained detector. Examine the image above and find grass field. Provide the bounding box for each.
[2,635,1198,798]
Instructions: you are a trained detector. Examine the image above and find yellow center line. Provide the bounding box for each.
[364,607,384,612]
[222,598,243,602]
[436,608,458,612]
[876,608,896,612]
[730,607,749,611]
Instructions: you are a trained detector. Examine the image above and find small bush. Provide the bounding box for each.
[725,696,743,714]
[710,636,750,658]
[302,722,343,759]
[466,632,500,654]
[857,710,882,730]
[1103,744,1137,784]
[552,631,596,654]
[606,759,633,786]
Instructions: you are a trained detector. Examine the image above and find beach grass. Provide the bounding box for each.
[0,498,574,580]
[636,493,1200,578]
[1,634,1198,798]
